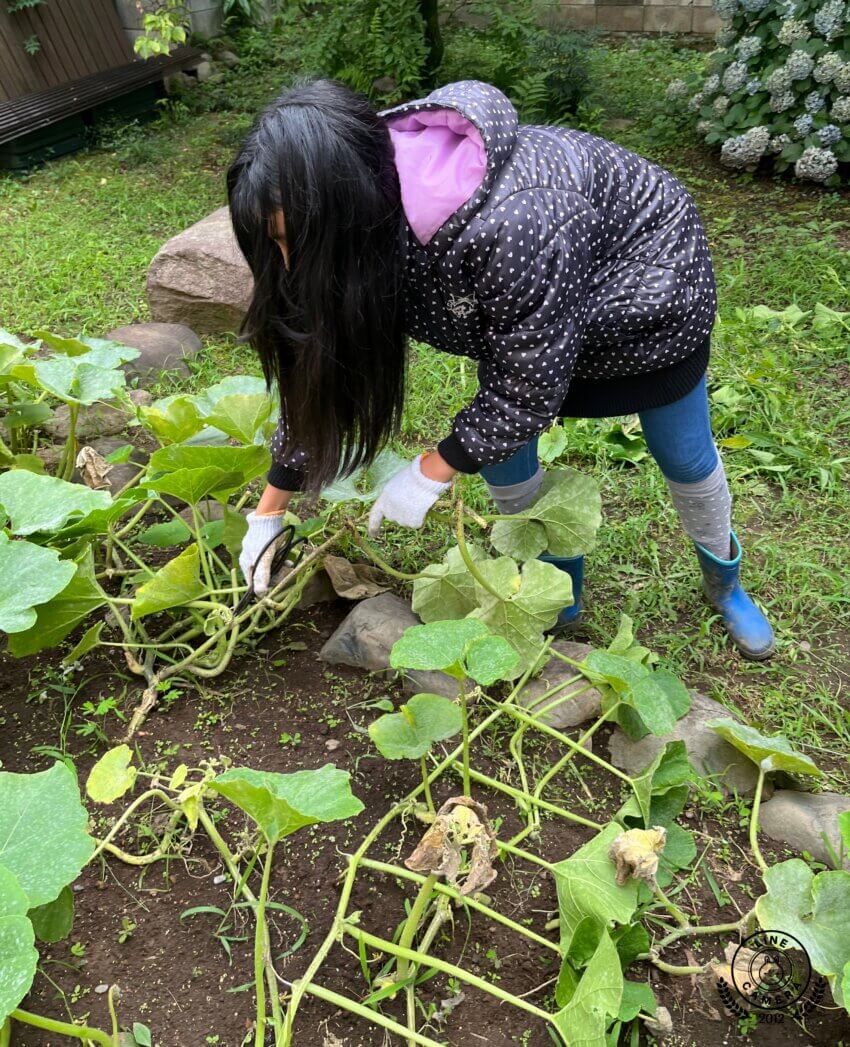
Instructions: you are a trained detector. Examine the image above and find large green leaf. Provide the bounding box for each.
[131,544,205,619]
[0,762,94,907]
[552,823,640,956]
[630,741,692,828]
[629,670,691,738]
[33,332,139,367]
[390,618,487,676]
[0,535,77,634]
[12,350,129,405]
[553,930,623,1047]
[29,885,74,943]
[135,518,193,547]
[144,466,245,506]
[62,621,105,664]
[411,544,486,623]
[191,375,269,413]
[138,396,204,444]
[464,633,519,685]
[86,745,137,804]
[586,654,690,740]
[489,469,602,561]
[708,719,822,777]
[203,393,272,444]
[368,693,462,760]
[755,859,850,1009]
[469,556,573,677]
[208,764,364,844]
[146,444,269,499]
[0,471,111,535]
[8,548,107,656]
[320,448,408,504]
[0,904,37,1023]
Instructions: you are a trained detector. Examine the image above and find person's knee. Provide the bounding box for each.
[485,467,545,515]
[658,443,720,485]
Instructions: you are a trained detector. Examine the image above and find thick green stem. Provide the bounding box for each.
[655,908,755,952]
[345,924,554,1024]
[348,526,429,581]
[420,756,435,814]
[750,768,768,874]
[455,499,502,599]
[459,681,471,796]
[357,858,560,955]
[91,788,182,863]
[298,983,445,1047]
[497,840,558,872]
[457,763,603,831]
[0,1019,10,1047]
[11,1010,114,1047]
[254,842,276,1047]
[653,884,690,929]
[397,874,438,982]
[644,956,709,977]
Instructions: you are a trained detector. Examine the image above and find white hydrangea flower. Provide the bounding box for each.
[696,119,713,136]
[746,79,762,95]
[813,0,846,42]
[769,90,795,112]
[818,124,843,146]
[814,53,844,85]
[740,0,769,11]
[723,61,748,94]
[713,95,730,116]
[713,0,739,19]
[832,96,850,123]
[786,51,815,82]
[716,27,737,47]
[834,62,850,94]
[720,126,771,170]
[687,92,705,113]
[736,36,763,60]
[778,19,811,44]
[805,90,826,113]
[704,73,722,95]
[795,146,839,182]
[765,67,792,94]
[769,133,791,154]
[666,79,689,101]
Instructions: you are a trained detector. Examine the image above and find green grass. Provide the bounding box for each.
[2,33,848,783]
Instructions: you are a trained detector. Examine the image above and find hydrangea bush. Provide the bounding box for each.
[666,0,850,184]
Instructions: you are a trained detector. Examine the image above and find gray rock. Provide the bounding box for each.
[74,437,148,494]
[218,49,240,68]
[192,59,213,83]
[147,207,254,335]
[759,791,850,868]
[179,498,225,526]
[163,71,197,94]
[106,322,202,385]
[319,592,459,698]
[518,640,602,728]
[607,691,762,796]
[45,389,152,440]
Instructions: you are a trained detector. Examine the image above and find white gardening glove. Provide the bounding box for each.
[368,455,451,537]
[239,511,285,595]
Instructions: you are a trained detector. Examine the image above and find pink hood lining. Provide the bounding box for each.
[386,109,487,245]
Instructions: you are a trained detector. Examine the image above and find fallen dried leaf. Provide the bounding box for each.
[75,446,112,489]
[322,555,390,600]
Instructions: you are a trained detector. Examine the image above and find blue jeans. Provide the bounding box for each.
[480,375,719,488]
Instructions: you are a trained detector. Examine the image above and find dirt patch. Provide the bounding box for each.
[0,602,845,1047]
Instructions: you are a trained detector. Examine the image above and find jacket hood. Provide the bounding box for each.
[381,80,518,251]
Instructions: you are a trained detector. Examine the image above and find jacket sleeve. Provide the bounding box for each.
[268,412,308,491]
[437,190,599,474]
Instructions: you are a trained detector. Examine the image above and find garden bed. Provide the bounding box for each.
[2,603,847,1047]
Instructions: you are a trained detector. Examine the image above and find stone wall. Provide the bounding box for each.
[557,0,721,35]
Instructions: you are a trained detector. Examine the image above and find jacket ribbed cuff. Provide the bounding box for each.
[268,461,306,492]
[437,434,482,475]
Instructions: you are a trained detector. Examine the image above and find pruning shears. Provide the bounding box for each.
[235,522,307,614]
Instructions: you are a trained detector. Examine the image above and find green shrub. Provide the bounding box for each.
[667,0,850,185]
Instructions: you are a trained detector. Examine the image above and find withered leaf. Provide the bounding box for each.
[405,795,499,896]
[75,446,112,490]
[608,825,666,887]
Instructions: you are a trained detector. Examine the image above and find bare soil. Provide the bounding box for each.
[1,600,846,1047]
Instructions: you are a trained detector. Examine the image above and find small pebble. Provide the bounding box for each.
[325,739,341,751]
[213,874,227,885]
[95,984,109,994]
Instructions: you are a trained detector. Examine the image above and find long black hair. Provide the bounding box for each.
[227,79,407,490]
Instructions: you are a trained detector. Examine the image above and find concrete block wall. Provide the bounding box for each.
[556,0,722,35]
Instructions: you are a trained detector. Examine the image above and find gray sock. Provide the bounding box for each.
[665,457,733,561]
[485,466,545,515]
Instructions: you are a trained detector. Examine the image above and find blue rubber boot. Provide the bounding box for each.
[539,553,584,631]
[694,532,775,660]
